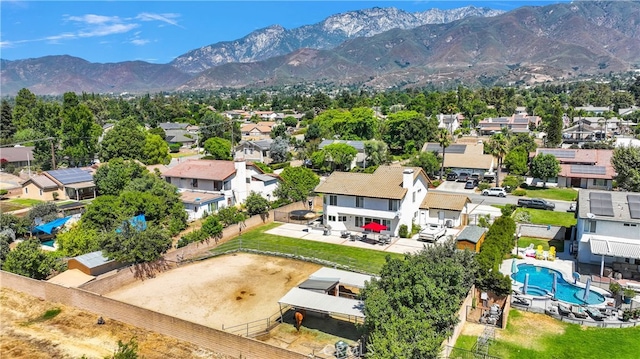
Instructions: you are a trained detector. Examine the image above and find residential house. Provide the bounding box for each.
[423,142,494,175]
[21,175,61,201]
[575,106,610,115]
[162,159,279,220]
[314,166,431,237]
[165,130,196,148]
[241,121,277,140]
[418,192,471,228]
[0,146,34,168]
[575,189,640,280]
[318,140,366,169]
[534,148,615,190]
[455,225,487,252]
[235,139,274,164]
[159,122,188,131]
[477,114,540,135]
[22,168,96,200]
[436,114,462,133]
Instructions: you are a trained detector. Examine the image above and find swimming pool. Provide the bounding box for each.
[511,264,605,305]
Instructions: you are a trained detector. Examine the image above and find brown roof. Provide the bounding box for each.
[24,174,58,190]
[162,159,236,181]
[444,154,494,170]
[0,146,34,162]
[315,166,428,200]
[420,193,470,211]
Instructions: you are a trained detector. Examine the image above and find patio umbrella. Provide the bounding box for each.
[361,222,387,232]
[511,258,518,275]
[552,272,558,300]
[523,273,529,295]
[583,278,592,302]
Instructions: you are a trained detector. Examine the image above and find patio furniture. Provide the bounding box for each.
[586,307,604,321]
[571,305,588,319]
[512,296,530,307]
[340,230,351,239]
[557,303,572,316]
[535,245,544,260]
[548,246,556,261]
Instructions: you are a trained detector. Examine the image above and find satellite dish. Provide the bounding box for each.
[587,213,596,219]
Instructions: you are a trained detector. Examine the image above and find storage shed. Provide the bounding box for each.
[67,251,124,276]
[456,225,487,252]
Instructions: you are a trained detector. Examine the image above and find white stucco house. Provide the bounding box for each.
[162,159,280,220]
[418,192,471,228]
[314,166,431,237]
[576,189,640,280]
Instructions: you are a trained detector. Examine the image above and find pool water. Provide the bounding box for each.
[512,264,605,305]
[42,240,55,247]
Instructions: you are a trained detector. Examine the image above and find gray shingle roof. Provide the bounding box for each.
[456,225,487,244]
[72,251,113,269]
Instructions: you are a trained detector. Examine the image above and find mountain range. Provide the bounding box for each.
[2,1,639,96]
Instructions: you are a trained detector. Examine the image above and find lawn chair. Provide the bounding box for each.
[536,245,545,260]
[548,246,556,261]
[571,305,588,319]
[557,302,571,316]
[586,307,604,321]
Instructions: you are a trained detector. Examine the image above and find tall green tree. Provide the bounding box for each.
[363,140,389,168]
[0,99,15,140]
[321,142,358,171]
[203,137,232,160]
[611,146,640,192]
[409,151,440,178]
[2,239,62,279]
[269,136,290,163]
[487,133,509,186]
[436,128,451,180]
[60,92,102,165]
[503,146,529,176]
[99,117,146,162]
[56,224,100,257]
[94,159,148,196]
[382,111,436,155]
[142,133,170,165]
[12,88,38,131]
[245,191,270,216]
[274,166,319,203]
[100,223,171,264]
[530,153,560,188]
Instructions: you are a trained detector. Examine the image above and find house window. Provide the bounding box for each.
[388,199,399,211]
[624,223,637,227]
[382,219,391,229]
[329,195,337,206]
[191,179,198,188]
[356,196,364,208]
[355,216,363,227]
[412,191,416,203]
[592,179,606,186]
[338,215,347,222]
[165,177,171,184]
[25,187,28,194]
[246,178,251,184]
[224,181,231,190]
[585,220,597,233]
[39,189,43,196]
[328,215,336,222]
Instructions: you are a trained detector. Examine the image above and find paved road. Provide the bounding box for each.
[433,181,575,213]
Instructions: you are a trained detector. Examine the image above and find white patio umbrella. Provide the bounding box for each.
[523,273,529,295]
[583,278,592,302]
[511,258,518,275]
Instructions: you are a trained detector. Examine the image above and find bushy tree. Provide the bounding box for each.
[503,146,529,176]
[0,99,15,140]
[408,151,440,178]
[203,137,232,160]
[26,202,59,224]
[100,223,171,264]
[94,158,148,196]
[363,140,389,167]
[201,215,223,239]
[270,124,288,139]
[274,166,320,203]
[269,136,289,163]
[216,206,246,227]
[361,241,477,358]
[2,239,61,279]
[99,117,146,162]
[612,145,640,192]
[531,153,560,188]
[141,133,170,165]
[245,192,270,216]
[320,142,358,171]
[56,224,100,257]
[382,110,436,155]
[60,92,102,166]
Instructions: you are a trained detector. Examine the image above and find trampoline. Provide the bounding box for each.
[289,210,317,220]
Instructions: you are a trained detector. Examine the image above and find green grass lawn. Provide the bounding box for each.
[170,151,197,158]
[514,207,577,227]
[0,198,44,213]
[523,187,578,201]
[210,222,403,274]
[9,198,43,206]
[518,236,565,252]
[454,309,640,359]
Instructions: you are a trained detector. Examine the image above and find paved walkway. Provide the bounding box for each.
[266,223,461,255]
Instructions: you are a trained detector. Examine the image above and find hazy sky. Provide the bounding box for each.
[0,1,568,64]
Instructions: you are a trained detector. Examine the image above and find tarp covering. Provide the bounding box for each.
[115,214,147,233]
[309,267,376,289]
[279,287,365,318]
[34,216,72,235]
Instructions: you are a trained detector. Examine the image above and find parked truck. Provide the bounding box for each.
[517,198,555,210]
[418,223,446,242]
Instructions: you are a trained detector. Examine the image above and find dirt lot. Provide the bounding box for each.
[0,287,227,359]
[106,253,322,329]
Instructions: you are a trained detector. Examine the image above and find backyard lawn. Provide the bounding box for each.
[523,187,578,202]
[0,198,43,213]
[210,222,403,274]
[514,207,577,228]
[518,236,565,252]
[454,309,640,359]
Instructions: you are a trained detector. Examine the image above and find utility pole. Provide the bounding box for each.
[50,138,56,170]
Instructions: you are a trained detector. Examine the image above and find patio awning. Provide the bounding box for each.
[65,181,95,189]
[279,287,365,318]
[589,235,640,260]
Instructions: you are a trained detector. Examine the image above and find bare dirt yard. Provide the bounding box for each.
[0,287,227,359]
[106,253,322,330]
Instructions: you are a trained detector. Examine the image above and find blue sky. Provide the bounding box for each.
[1,1,566,64]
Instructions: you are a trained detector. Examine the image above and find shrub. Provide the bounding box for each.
[270,162,290,170]
[609,282,622,295]
[169,143,181,153]
[512,189,527,196]
[624,288,636,298]
[398,224,409,238]
[431,179,441,187]
[478,183,491,191]
[502,175,523,192]
[501,204,517,217]
[513,210,531,223]
[52,192,59,201]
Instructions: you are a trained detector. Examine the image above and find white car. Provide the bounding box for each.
[482,187,507,197]
[418,223,446,242]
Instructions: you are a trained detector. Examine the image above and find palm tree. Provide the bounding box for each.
[437,128,452,180]
[487,133,509,186]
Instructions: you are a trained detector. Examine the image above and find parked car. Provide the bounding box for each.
[418,223,446,242]
[465,179,478,189]
[483,172,496,183]
[482,187,507,197]
[456,172,470,182]
[567,203,577,213]
[446,173,458,181]
[517,198,555,210]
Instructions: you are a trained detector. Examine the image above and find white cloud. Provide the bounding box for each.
[66,14,122,25]
[130,39,150,46]
[136,12,182,27]
[0,41,14,48]
[78,23,139,37]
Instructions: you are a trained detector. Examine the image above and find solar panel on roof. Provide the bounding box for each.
[540,149,576,159]
[628,195,640,219]
[447,145,467,154]
[493,118,509,123]
[47,168,93,185]
[589,192,614,217]
[570,165,606,175]
[513,118,529,124]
